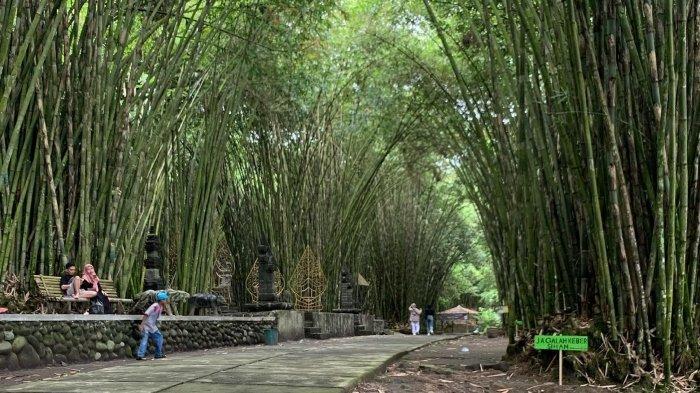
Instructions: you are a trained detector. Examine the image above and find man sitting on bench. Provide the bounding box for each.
[59,262,96,300]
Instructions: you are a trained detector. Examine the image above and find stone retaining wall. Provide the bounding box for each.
[308,312,355,338]
[355,313,387,335]
[273,310,305,342]
[356,314,373,331]
[0,315,273,371]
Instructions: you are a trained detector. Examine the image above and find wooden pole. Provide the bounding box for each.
[558,350,563,386]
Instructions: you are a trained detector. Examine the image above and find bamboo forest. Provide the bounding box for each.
[1,0,700,390]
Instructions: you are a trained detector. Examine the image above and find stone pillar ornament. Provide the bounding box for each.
[333,266,360,313]
[257,242,277,302]
[143,226,165,291]
[243,236,292,311]
[245,258,284,302]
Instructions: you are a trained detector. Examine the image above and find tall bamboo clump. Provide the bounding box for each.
[159,4,269,297]
[221,115,399,309]
[215,43,466,311]
[0,0,474,315]
[0,1,212,295]
[420,0,700,380]
[219,115,473,314]
[363,177,472,323]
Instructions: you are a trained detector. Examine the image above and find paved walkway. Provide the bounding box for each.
[3,335,457,393]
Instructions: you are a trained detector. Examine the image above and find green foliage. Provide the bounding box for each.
[437,204,498,311]
[0,0,494,324]
[477,308,500,331]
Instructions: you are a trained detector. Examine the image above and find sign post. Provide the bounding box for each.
[558,348,562,385]
[534,335,588,386]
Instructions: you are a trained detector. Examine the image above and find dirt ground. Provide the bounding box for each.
[354,335,631,393]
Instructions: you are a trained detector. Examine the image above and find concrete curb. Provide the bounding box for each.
[343,334,466,392]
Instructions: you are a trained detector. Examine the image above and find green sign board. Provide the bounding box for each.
[534,335,588,351]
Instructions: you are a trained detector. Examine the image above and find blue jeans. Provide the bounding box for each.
[137,330,164,358]
[426,316,434,334]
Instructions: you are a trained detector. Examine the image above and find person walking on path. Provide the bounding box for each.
[424,304,435,335]
[137,291,169,360]
[409,303,422,335]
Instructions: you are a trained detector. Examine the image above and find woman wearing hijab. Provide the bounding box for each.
[80,264,113,314]
[408,303,422,335]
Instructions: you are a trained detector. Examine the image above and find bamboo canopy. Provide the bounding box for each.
[6,0,697,384]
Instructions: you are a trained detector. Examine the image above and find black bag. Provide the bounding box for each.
[89,299,105,314]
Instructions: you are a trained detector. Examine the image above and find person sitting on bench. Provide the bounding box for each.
[80,264,113,314]
[59,262,96,299]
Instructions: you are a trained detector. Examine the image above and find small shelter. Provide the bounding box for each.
[438,305,479,332]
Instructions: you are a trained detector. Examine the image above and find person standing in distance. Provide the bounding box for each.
[424,304,435,335]
[409,303,422,335]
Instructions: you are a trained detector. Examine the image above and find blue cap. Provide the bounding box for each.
[156,291,169,302]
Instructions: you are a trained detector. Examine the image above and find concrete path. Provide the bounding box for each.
[2,334,457,393]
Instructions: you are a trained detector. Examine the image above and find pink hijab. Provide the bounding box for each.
[82,264,100,291]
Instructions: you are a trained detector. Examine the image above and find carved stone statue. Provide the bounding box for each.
[243,236,292,311]
[257,242,278,302]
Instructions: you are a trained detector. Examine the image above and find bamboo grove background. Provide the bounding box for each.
[416,0,700,379]
[4,0,698,382]
[0,1,476,325]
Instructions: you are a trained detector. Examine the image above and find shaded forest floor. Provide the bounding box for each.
[354,335,637,392]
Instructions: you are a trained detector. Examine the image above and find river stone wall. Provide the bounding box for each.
[0,315,273,371]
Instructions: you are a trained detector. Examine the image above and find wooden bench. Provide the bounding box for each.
[33,275,133,313]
